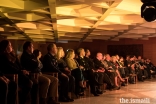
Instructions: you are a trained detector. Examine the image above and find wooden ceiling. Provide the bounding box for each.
[0,0,155,42]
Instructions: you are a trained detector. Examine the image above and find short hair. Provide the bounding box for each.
[85,49,89,52]
[130,55,134,59]
[23,41,32,51]
[47,43,55,51]
[33,49,40,58]
[77,48,84,55]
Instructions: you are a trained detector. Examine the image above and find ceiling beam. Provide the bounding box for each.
[80,0,123,42]
[0,12,33,41]
[108,22,146,40]
[48,0,58,42]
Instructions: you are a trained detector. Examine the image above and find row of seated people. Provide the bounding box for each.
[125,55,156,82]
[0,39,156,104]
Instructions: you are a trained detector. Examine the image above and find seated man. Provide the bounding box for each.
[42,43,73,102]
[20,41,60,104]
[77,48,101,96]
[94,53,118,90]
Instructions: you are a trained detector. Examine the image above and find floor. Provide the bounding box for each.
[62,79,156,104]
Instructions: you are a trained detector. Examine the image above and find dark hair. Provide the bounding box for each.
[0,40,10,53]
[85,49,89,52]
[77,48,84,55]
[23,41,32,51]
[0,40,16,62]
[33,49,40,58]
[47,43,55,51]
[130,55,134,59]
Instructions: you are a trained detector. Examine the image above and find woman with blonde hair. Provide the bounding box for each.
[56,47,75,101]
[65,49,85,97]
[111,56,125,85]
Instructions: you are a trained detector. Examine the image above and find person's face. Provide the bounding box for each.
[130,57,134,61]
[38,51,42,58]
[106,55,110,60]
[80,49,85,57]
[120,58,123,61]
[97,53,103,60]
[138,56,141,60]
[126,56,130,60]
[28,43,34,53]
[6,42,13,53]
[61,49,65,57]
[112,57,117,62]
[72,52,75,59]
[116,55,119,60]
[86,50,91,56]
[52,44,57,54]
[141,59,144,62]
[102,55,106,60]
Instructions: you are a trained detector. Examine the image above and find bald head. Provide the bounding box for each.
[96,53,103,60]
[105,54,110,61]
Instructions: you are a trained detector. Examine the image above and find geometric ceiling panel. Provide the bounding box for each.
[97,24,129,30]
[0,0,155,42]
[57,19,94,26]
[128,29,156,34]
[141,22,156,28]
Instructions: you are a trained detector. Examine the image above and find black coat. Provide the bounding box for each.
[20,51,39,73]
[0,53,23,74]
[42,53,62,74]
[93,58,104,70]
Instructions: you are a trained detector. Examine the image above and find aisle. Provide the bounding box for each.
[62,79,156,104]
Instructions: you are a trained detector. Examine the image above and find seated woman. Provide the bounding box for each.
[111,56,125,82]
[0,40,34,104]
[0,72,17,104]
[129,64,136,84]
[65,49,85,97]
[118,56,129,77]
[116,55,126,78]
[104,54,121,89]
[56,47,75,101]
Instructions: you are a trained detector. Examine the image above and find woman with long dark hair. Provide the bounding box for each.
[0,40,35,104]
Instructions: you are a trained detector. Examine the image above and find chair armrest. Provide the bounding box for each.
[4,74,18,83]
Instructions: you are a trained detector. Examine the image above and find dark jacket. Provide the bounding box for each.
[58,58,68,72]
[20,51,39,73]
[0,53,23,74]
[42,53,62,74]
[76,56,91,70]
[93,58,104,70]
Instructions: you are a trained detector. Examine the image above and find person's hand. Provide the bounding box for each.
[109,66,112,68]
[61,73,68,77]
[98,69,104,72]
[22,70,29,75]
[79,66,84,70]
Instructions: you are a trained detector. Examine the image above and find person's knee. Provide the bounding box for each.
[51,76,58,84]
[44,77,51,86]
[27,79,33,88]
